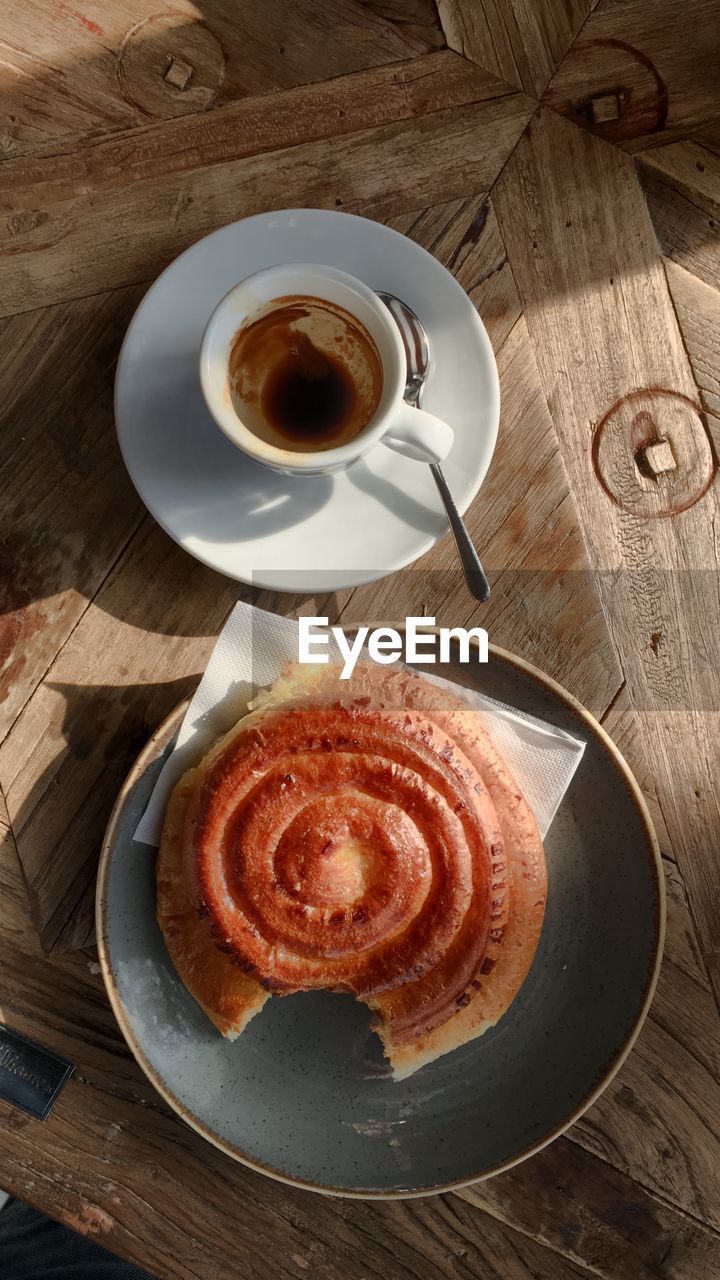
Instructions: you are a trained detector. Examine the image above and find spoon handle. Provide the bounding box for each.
[430,463,491,604]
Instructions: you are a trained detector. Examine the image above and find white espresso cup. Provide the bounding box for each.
[199,263,454,476]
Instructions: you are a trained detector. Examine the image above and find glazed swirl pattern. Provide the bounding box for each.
[158,664,546,1077]
[186,698,507,1040]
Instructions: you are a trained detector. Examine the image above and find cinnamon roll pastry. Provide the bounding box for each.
[157,663,546,1078]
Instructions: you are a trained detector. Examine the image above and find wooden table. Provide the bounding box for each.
[1,1,719,1275]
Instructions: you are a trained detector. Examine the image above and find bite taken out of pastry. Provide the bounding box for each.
[156,663,547,1080]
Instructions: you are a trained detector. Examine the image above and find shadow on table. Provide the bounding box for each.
[8,675,196,953]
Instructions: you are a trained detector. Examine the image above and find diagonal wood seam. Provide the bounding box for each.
[436,0,598,103]
[661,257,720,444]
[0,56,537,318]
[437,3,720,216]
[1,21,707,268]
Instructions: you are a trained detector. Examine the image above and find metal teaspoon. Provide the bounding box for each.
[378,291,491,604]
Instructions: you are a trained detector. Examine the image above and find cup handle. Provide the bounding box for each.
[382,403,454,465]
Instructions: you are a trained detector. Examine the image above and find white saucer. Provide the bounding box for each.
[115,209,499,592]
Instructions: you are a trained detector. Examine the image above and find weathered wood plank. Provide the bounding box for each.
[573,963,720,1231]
[0,51,503,204]
[437,0,593,98]
[694,120,720,159]
[386,192,523,353]
[360,0,445,48]
[0,529,231,951]
[1,787,42,956]
[341,187,619,710]
[662,855,714,991]
[638,144,720,292]
[599,684,672,858]
[457,1130,720,1280]
[494,107,720,1012]
[0,287,146,741]
[639,141,720,210]
[0,90,534,316]
[543,0,720,151]
[0,1100,594,1280]
[558,806,718,1233]
[664,260,720,426]
[600,689,710,990]
[0,0,436,160]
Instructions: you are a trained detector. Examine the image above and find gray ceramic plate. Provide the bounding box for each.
[96,646,664,1197]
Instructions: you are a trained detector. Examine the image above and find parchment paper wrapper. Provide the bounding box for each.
[135,602,585,846]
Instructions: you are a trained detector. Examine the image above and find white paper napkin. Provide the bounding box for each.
[135,602,585,845]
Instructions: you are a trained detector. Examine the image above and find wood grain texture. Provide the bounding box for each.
[0,51,503,203]
[386,193,523,355]
[360,0,445,49]
[638,143,720,291]
[457,1132,720,1280]
[0,0,437,159]
[572,966,720,1231]
[437,0,593,98]
[0,287,145,740]
[494,106,720,1011]
[598,684,672,858]
[664,260,720,424]
[543,0,720,150]
[694,120,720,159]
[0,518,231,952]
[0,86,534,316]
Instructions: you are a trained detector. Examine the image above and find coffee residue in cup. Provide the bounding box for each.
[228,298,383,452]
